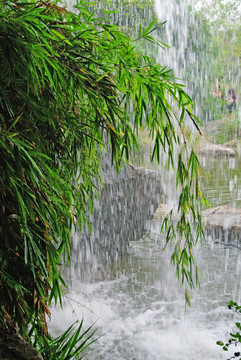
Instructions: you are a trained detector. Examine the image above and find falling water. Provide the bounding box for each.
[154,0,209,121]
[49,227,241,359]
[49,0,241,359]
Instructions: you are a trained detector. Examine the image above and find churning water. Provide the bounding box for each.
[49,224,241,359]
[48,147,241,359]
[49,0,241,358]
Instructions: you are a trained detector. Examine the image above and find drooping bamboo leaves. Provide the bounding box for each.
[0,0,206,351]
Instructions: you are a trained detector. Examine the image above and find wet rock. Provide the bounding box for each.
[202,206,241,242]
[153,203,178,220]
[70,155,163,282]
[0,329,43,360]
[223,138,241,151]
[153,204,241,242]
[196,138,236,157]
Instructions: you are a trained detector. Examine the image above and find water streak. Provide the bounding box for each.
[49,1,241,358]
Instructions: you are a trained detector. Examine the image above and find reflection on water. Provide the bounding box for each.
[200,154,241,208]
[133,141,241,209]
[49,224,241,359]
[48,0,241,357]
[49,138,241,359]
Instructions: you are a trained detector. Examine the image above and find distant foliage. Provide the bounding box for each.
[193,0,241,121]
[215,114,241,144]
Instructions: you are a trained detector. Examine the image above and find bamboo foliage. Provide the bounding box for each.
[0,0,206,344]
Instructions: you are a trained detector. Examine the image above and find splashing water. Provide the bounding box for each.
[49,0,241,358]
[49,230,241,359]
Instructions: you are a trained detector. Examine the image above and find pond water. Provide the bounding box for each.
[49,150,241,360]
[47,104,241,357]
[200,154,241,209]
[48,0,241,358]
[49,217,241,359]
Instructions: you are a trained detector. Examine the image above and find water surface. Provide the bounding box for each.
[49,222,241,359]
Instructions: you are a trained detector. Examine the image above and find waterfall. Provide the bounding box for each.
[154,0,210,121]
[49,1,241,359]
[155,0,241,124]
[68,156,163,283]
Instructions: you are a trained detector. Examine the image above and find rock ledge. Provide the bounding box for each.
[154,204,241,242]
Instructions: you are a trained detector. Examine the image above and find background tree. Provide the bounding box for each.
[193,0,241,121]
[0,0,205,355]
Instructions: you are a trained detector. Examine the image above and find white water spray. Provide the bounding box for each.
[48,1,241,359]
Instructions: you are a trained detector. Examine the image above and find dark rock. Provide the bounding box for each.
[0,329,43,360]
[69,155,163,282]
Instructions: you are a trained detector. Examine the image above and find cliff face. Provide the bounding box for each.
[70,156,163,282]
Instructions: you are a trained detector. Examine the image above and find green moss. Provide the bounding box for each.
[215,114,241,144]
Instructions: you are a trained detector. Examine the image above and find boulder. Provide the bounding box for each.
[0,329,43,360]
[196,138,236,157]
[153,204,241,242]
[153,203,178,220]
[70,155,163,282]
[202,206,241,242]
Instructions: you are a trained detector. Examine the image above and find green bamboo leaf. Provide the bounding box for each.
[10,177,27,223]
[142,19,157,37]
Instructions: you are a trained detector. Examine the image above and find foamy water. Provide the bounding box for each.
[49,227,241,359]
